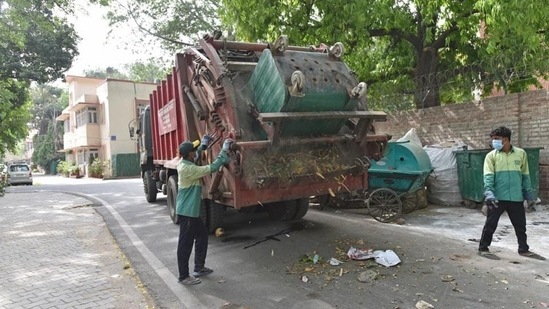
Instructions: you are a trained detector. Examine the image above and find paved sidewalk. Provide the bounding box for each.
[0,191,155,309]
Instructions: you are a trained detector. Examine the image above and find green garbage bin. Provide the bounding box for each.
[455,147,543,208]
[454,149,490,208]
[524,147,543,200]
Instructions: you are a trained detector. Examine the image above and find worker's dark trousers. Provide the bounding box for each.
[479,200,529,253]
[177,216,208,280]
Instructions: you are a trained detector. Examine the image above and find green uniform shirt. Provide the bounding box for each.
[483,146,532,202]
[176,151,228,218]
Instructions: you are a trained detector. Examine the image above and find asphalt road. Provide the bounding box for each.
[17,175,549,309]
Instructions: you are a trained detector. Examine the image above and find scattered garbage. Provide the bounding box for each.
[442,274,455,282]
[347,247,375,260]
[347,247,401,267]
[415,300,434,309]
[301,275,309,283]
[373,250,401,267]
[313,254,319,264]
[329,257,343,266]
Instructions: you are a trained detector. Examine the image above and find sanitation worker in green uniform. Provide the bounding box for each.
[176,136,232,285]
[478,126,544,260]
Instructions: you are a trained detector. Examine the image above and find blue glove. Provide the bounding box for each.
[222,138,234,152]
[484,190,498,208]
[201,134,212,147]
[523,191,534,202]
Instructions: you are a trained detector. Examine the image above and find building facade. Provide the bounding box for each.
[57,76,156,177]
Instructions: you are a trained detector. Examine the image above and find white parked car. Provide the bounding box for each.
[6,163,33,185]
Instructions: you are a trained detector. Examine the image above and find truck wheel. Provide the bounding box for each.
[281,202,298,221]
[292,198,309,220]
[143,170,157,203]
[167,175,180,224]
[207,200,225,234]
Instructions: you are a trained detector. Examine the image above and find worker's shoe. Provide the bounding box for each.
[519,251,546,260]
[478,250,500,260]
[192,267,213,277]
[178,276,201,285]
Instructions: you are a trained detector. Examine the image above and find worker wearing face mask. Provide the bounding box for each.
[478,126,544,260]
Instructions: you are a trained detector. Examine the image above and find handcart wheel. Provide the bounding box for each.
[367,188,402,223]
[401,191,419,214]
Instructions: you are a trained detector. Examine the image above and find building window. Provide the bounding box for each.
[137,104,146,118]
[88,107,98,124]
[75,107,98,128]
[89,149,99,164]
[75,110,83,128]
[77,150,85,164]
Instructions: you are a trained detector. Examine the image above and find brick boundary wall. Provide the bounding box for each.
[374,90,549,201]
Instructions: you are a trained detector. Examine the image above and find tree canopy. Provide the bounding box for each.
[83,60,169,83]
[102,0,219,53]
[219,0,549,109]
[0,0,78,158]
[29,85,67,173]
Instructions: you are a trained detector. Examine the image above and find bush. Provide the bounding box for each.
[89,159,107,178]
[57,161,74,177]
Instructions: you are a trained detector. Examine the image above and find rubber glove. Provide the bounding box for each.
[222,138,234,152]
[484,190,498,208]
[201,134,212,148]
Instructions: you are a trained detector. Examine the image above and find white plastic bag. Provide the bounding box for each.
[373,250,401,267]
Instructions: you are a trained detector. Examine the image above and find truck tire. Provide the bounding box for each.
[292,198,309,220]
[143,170,157,203]
[167,175,180,224]
[207,200,225,234]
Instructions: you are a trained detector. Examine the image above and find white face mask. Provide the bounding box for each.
[492,139,503,150]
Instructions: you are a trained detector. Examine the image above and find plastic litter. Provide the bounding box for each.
[347,247,401,267]
[347,247,375,260]
[329,257,343,266]
[313,254,319,264]
[373,250,401,267]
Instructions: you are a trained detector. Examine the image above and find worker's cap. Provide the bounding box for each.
[178,140,200,156]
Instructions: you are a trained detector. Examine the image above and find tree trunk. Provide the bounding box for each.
[414,47,441,109]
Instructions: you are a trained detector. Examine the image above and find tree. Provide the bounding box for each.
[83,61,169,83]
[102,0,220,53]
[30,85,67,173]
[125,59,170,83]
[83,67,128,79]
[220,0,549,109]
[0,80,32,158]
[0,0,78,157]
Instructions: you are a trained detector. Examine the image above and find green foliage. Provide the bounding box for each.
[125,59,170,83]
[56,160,73,177]
[83,67,129,79]
[0,80,31,157]
[220,0,549,110]
[0,0,78,158]
[102,0,219,53]
[0,0,79,83]
[83,61,169,83]
[0,162,6,197]
[89,159,108,178]
[29,85,66,173]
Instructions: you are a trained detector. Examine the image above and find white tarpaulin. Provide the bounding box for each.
[423,146,463,206]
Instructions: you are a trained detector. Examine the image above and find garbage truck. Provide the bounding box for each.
[136,34,388,232]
